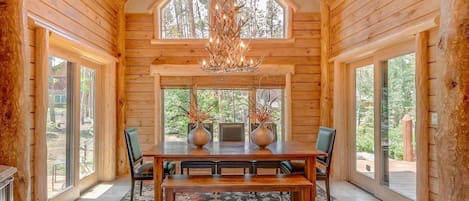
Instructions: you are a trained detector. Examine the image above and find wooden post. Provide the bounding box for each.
[401,114,413,161]
[320,0,331,127]
[416,31,429,201]
[436,0,469,200]
[0,0,31,200]
[34,27,49,201]
[332,60,347,180]
[116,1,128,176]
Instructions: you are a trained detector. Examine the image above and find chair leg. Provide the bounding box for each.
[130,180,135,201]
[180,166,184,174]
[140,180,144,196]
[211,166,216,174]
[325,176,331,201]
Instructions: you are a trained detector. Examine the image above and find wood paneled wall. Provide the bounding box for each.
[328,0,440,199]
[329,0,439,57]
[26,0,119,56]
[23,0,120,199]
[123,13,322,172]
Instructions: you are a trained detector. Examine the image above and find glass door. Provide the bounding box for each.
[348,44,417,201]
[46,56,74,199]
[379,53,416,200]
[46,52,102,200]
[78,65,98,191]
[349,59,377,193]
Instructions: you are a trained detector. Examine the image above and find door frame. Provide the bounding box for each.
[346,40,418,201]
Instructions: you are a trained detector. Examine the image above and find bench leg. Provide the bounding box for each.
[164,188,175,201]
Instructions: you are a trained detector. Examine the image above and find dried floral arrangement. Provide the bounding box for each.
[251,90,279,123]
[176,89,214,123]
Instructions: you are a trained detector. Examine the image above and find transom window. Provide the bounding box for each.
[159,0,287,39]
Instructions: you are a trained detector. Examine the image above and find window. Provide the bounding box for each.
[239,0,285,38]
[163,88,284,142]
[158,0,287,40]
[160,0,210,39]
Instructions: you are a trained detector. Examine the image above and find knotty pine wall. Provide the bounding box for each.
[23,0,120,199]
[329,0,439,57]
[26,0,119,55]
[123,12,322,171]
[328,0,440,200]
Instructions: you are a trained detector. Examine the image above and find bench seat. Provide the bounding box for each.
[162,174,312,201]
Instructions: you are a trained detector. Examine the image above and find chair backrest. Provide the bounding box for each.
[124,128,144,175]
[315,127,336,169]
[250,123,277,142]
[219,123,245,142]
[187,123,214,143]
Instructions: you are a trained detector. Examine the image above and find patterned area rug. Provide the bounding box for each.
[121,182,336,201]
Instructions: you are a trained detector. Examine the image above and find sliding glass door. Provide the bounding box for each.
[349,43,417,201]
[46,56,74,198]
[46,52,101,200]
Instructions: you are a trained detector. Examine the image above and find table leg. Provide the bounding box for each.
[302,186,311,201]
[154,157,164,201]
[305,157,316,201]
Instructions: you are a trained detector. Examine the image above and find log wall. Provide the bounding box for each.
[123,13,322,173]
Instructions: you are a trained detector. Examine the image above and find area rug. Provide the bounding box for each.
[121,183,337,201]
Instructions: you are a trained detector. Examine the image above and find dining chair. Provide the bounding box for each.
[250,123,281,174]
[124,128,176,201]
[180,123,217,174]
[217,123,253,174]
[279,126,336,201]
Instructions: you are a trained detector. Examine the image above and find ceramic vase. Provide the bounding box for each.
[188,122,211,148]
[250,122,274,148]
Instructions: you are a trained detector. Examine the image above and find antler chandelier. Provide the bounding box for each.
[201,0,263,73]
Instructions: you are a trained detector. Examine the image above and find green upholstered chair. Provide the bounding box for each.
[216,123,253,174]
[279,126,336,201]
[124,128,175,201]
[180,123,217,174]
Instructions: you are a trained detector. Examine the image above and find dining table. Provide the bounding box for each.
[143,141,327,201]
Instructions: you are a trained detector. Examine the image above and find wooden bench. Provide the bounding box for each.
[162,174,313,201]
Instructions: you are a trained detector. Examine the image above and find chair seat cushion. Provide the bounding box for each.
[134,162,154,179]
[279,161,327,177]
[181,161,217,168]
[134,161,176,180]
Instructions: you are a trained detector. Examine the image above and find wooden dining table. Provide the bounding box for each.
[144,141,326,201]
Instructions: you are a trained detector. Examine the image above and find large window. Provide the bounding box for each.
[159,0,287,39]
[163,88,284,142]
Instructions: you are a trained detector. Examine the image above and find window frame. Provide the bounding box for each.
[151,0,296,44]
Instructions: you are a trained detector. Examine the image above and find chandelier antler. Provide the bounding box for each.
[201,0,263,73]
